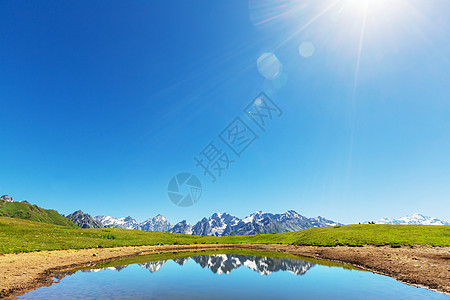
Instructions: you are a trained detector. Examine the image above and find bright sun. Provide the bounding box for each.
[249,0,414,91]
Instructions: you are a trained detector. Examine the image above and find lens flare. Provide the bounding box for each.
[257,52,283,80]
[299,42,315,57]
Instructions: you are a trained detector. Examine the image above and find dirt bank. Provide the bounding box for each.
[1,244,449,298]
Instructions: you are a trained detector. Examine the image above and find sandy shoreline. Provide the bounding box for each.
[1,244,449,298]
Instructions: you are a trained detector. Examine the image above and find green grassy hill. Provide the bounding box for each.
[287,224,450,247]
[0,217,448,254]
[0,200,77,228]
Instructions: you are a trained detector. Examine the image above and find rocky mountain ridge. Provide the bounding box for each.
[88,210,342,236]
[66,210,103,229]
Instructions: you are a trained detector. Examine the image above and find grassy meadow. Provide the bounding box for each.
[1,217,449,254]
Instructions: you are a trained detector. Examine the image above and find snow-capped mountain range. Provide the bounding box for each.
[374,213,449,225]
[94,215,141,230]
[93,214,172,231]
[226,211,341,236]
[83,210,342,236]
[82,254,315,276]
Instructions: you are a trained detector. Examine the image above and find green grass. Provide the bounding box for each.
[287,224,450,247]
[0,217,448,254]
[0,200,77,228]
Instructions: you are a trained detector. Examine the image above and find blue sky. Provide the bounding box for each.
[1,0,449,225]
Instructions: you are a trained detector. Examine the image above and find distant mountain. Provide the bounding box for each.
[140,214,172,232]
[94,215,140,230]
[374,213,449,225]
[95,210,341,236]
[309,216,341,227]
[94,214,171,231]
[227,210,341,236]
[67,210,103,229]
[0,198,77,227]
[191,213,241,236]
[169,220,193,234]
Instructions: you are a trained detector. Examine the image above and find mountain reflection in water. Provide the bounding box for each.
[82,254,315,276]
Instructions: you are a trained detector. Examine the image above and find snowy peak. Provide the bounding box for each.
[192,212,240,236]
[309,216,340,227]
[123,216,135,222]
[210,212,240,226]
[169,220,193,235]
[282,210,300,217]
[140,214,172,232]
[94,215,140,230]
[375,213,449,225]
[152,214,167,221]
[242,211,272,224]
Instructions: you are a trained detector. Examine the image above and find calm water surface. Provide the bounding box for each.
[19,253,448,299]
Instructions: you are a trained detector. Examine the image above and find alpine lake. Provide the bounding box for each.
[18,250,447,299]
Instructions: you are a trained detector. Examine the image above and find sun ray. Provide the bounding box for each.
[274,0,341,51]
[353,0,369,97]
[345,0,369,199]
